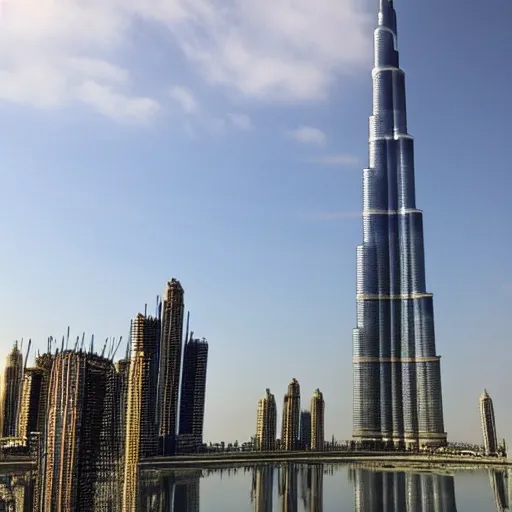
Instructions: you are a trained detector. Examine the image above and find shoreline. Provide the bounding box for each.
[141,451,512,470]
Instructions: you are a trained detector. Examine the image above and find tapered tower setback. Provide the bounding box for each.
[353,0,446,449]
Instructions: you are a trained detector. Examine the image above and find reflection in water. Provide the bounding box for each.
[1,463,510,511]
[488,470,509,512]
[138,469,201,511]
[350,468,458,512]
[252,466,274,512]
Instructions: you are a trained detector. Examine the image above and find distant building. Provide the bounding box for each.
[123,314,160,512]
[480,389,498,455]
[157,279,185,454]
[256,389,277,451]
[310,389,325,451]
[17,367,43,440]
[300,411,311,450]
[0,342,23,437]
[41,350,119,511]
[178,334,209,453]
[281,379,301,451]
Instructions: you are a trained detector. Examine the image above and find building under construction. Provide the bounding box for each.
[123,314,160,512]
[40,348,121,512]
[17,367,43,441]
[178,334,209,454]
[0,342,24,438]
[157,279,185,455]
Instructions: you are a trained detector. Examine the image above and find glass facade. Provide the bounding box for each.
[353,0,446,448]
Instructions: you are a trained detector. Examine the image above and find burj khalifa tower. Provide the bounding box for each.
[352,0,447,449]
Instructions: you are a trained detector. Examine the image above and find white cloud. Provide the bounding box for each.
[227,113,253,131]
[0,0,372,118]
[289,126,326,145]
[308,155,361,166]
[170,85,198,114]
[75,81,160,125]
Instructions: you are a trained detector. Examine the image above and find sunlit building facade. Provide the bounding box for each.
[480,389,498,456]
[256,389,277,451]
[123,314,160,512]
[0,342,23,437]
[352,0,446,449]
[310,389,324,451]
[281,379,301,451]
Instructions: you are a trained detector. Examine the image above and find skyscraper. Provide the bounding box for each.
[281,379,300,451]
[178,335,209,453]
[310,389,324,451]
[41,350,118,511]
[256,389,277,451]
[157,279,185,453]
[352,0,446,449]
[300,411,311,450]
[0,342,23,438]
[17,367,43,440]
[480,389,498,456]
[123,314,160,512]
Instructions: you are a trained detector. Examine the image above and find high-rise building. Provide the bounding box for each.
[157,279,185,453]
[178,335,209,453]
[17,367,43,440]
[281,465,298,512]
[480,389,498,456]
[0,342,23,437]
[310,389,324,451]
[41,350,118,511]
[123,314,160,512]
[115,355,130,462]
[488,470,509,512]
[281,379,300,451]
[308,465,324,512]
[300,411,311,450]
[173,471,201,512]
[352,0,446,449]
[256,389,277,451]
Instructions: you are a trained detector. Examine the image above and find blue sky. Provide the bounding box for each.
[0,0,511,445]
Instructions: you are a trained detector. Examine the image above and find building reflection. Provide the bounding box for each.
[350,468,458,512]
[251,466,274,512]
[488,470,509,512]
[138,469,201,511]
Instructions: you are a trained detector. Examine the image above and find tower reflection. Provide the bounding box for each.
[138,469,201,512]
[350,468,458,512]
[488,470,509,512]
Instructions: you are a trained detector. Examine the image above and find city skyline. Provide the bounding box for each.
[0,0,511,447]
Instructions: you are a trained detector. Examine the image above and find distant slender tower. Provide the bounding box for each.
[281,379,301,451]
[300,411,311,450]
[480,389,498,456]
[310,389,325,451]
[352,0,446,450]
[157,279,185,453]
[41,351,118,511]
[178,334,209,453]
[123,314,160,512]
[256,389,277,451]
[0,342,23,437]
[17,367,43,440]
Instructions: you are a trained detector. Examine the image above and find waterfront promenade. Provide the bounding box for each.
[141,451,512,470]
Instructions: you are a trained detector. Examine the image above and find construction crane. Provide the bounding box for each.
[65,326,70,351]
[80,332,85,352]
[89,334,95,354]
[101,337,109,358]
[111,336,123,361]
